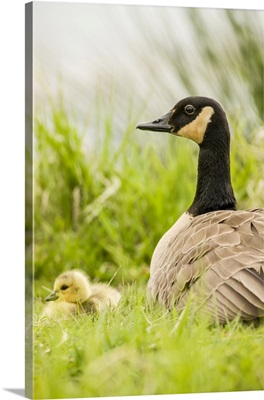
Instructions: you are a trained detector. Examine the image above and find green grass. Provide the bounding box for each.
[33,98,264,285]
[33,286,264,399]
[31,97,264,398]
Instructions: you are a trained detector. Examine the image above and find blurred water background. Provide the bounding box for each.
[34,2,264,148]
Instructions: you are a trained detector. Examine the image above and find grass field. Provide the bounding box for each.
[30,97,264,399]
[33,286,264,399]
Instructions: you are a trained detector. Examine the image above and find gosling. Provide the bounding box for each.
[43,270,121,319]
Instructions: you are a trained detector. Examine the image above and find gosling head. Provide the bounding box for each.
[45,270,92,304]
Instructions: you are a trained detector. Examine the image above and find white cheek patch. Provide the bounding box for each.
[177,106,215,144]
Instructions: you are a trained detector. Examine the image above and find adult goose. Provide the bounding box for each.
[44,270,121,319]
[137,96,264,324]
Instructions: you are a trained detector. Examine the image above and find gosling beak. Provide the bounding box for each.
[136,111,173,133]
[45,291,59,302]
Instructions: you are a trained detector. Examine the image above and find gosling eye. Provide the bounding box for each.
[184,105,196,115]
[60,285,69,291]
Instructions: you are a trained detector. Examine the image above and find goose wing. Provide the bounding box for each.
[147,209,264,322]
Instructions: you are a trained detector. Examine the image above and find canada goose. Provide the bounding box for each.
[137,96,264,324]
[43,270,121,319]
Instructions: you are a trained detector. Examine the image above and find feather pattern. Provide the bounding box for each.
[147,209,264,323]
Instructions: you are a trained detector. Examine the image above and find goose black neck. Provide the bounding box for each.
[188,135,236,217]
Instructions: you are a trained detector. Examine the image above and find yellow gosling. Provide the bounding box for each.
[43,269,121,319]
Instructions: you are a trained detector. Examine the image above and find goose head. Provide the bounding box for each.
[45,270,92,304]
[137,96,229,148]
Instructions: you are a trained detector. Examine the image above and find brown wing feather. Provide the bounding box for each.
[147,209,264,323]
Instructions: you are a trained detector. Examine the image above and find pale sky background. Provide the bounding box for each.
[1,1,264,399]
[33,1,263,151]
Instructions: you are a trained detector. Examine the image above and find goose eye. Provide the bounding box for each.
[61,285,69,291]
[184,105,195,115]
